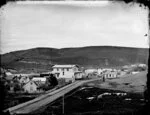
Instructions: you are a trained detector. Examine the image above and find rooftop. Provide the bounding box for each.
[52,65,78,68]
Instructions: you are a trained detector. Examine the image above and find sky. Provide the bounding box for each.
[0,1,149,54]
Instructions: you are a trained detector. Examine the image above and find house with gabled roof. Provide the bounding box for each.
[19,76,30,84]
[23,80,43,93]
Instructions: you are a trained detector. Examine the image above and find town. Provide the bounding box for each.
[1,63,147,108]
[0,1,149,115]
[1,63,147,94]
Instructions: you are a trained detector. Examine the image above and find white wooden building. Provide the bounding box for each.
[85,69,97,75]
[51,65,79,82]
[131,71,140,74]
[74,71,85,80]
[32,77,46,84]
[138,64,147,67]
[23,80,39,93]
[102,71,118,79]
[19,76,30,84]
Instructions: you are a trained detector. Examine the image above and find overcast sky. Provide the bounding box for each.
[0,1,149,54]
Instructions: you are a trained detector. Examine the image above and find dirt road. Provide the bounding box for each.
[5,78,100,115]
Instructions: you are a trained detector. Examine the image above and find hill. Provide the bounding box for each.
[1,46,149,73]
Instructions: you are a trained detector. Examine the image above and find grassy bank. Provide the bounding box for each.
[85,71,147,94]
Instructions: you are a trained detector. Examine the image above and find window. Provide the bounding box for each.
[56,73,60,77]
[67,68,69,71]
[57,68,59,71]
[63,72,64,75]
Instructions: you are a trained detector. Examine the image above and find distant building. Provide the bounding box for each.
[23,80,42,93]
[138,64,147,67]
[97,68,106,75]
[13,73,40,78]
[97,68,115,75]
[52,65,79,74]
[117,71,127,77]
[102,71,118,79]
[131,71,140,74]
[13,74,29,77]
[5,72,13,76]
[19,76,30,84]
[5,75,14,81]
[32,77,46,84]
[131,64,137,67]
[51,65,79,82]
[87,72,98,79]
[74,71,85,80]
[85,69,97,75]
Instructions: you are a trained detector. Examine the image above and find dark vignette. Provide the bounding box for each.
[0,0,149,115]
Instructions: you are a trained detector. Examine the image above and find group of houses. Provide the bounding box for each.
[122,63,147,74]
[84,68,119,79]
[0,67,50,93]
[100,63,147,78]
[1,63,147,93]
[4,74,48,93]
[1,65,85,93]
[84,66,141,79]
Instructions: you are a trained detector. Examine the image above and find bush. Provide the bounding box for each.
[14,83,21,92]
[47,74,58,87]
[58,78,66,85]
[38,84,50,91]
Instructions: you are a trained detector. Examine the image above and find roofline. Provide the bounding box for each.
[52,64,79,68]
[23,80,38,87]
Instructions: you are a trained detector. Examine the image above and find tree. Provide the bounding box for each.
[46,74,58,87]
[37,84,49,91]
[49,74,58,86]
[14,83,21,92]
